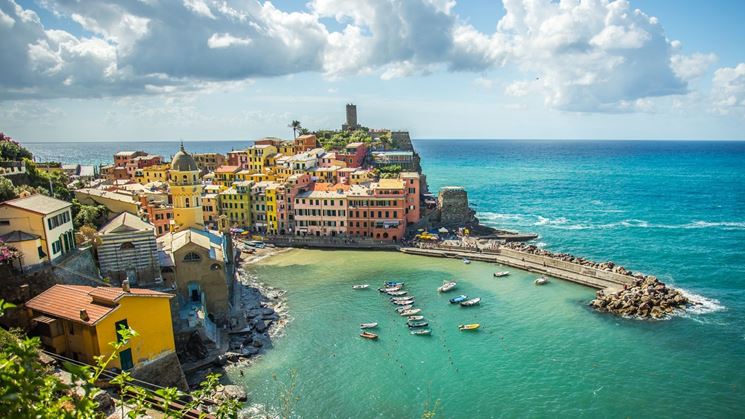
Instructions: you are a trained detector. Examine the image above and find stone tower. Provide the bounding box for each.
[343,103,359,130]
[169,142,204,232]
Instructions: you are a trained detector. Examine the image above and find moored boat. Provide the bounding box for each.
[399,308,422,316]
[410,329,431,336]
[353,284,369,289]
[379,285,401,293]
[390,296,412,302]
[407,315,424,321]
[460,297,481,307]
[463,258,471,264]
[395,305,413,312]
[407,320,429,328]
[534,276,549,285]
[493,271,510,278]
[384,281,404,287]
[360,322,378,329]
[449,295,468,304]
[392,298,415,305]
[386,290,408,296]
[360,331,379,340]
[458,323,480,331]
[438,281,457,292]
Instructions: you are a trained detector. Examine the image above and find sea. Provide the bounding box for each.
[24,140,745,417]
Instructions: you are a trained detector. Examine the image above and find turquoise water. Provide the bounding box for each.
[23,139,745,416]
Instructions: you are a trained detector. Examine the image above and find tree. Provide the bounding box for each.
[288,120,302,139]
[0,177,18,202]
[0,133,33,161]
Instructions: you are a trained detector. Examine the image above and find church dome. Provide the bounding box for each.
[171,142,198,172]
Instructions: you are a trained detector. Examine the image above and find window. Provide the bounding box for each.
[115,319,129,343]
[210,263,222,271]
[120,242,135,250]
[183,252,201,262]
[0,220,9,226]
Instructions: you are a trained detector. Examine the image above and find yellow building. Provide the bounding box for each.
[235,169,254,182]
[214,165,241,187]
[74,188,140,217]
[247,144,277,173]
[218,181,252,227]
[265,183,279,234]
[135,163,170,184]
[278,141,295,156]
[169,144,204,232]
[202,193,220,229]
[26,284,175,371]
[0,194,75,262]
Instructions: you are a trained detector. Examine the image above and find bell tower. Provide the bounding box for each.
[169,142,204,232]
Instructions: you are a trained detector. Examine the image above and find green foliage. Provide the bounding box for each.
[72,199,108,229]
[378,164,402,178]
[0,304,240,418]
[0,133,33,161]
[22,160,73,201]
[289,120,302,139]
[0,177,18,202]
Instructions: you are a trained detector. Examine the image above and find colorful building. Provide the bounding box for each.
[192,153,226,174]
[97,212,160,286]
[26,284,175,371]
[218,181,252,227]
[226,150,249,169]
[294,183,349,237]
[0,194,75,262]
[169,144,204,232]
[214,165,241,187]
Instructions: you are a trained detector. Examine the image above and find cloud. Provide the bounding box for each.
[0,0,720,114]
[711,63,745,115]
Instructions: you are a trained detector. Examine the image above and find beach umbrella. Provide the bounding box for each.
[438,227,449,234]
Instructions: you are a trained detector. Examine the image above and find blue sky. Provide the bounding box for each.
[1,0,744,141]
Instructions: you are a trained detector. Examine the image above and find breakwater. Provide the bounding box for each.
[400,246,634,291]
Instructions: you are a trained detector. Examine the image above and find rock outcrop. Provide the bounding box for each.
[590,276,690,319]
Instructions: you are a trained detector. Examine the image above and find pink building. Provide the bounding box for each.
[227,150,249,169]
[346,179,406,241]
[400,172,421,225]
[294,183,349,237]
[336,142,367,168]
[281,174,312,235]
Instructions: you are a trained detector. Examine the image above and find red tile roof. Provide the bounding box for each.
[215,165,240,173]
[26,285,172,326]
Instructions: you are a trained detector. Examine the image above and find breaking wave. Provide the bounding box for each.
[477,212,745,231]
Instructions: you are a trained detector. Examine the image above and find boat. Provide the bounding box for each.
[407,320,429,328]
[360,322,378,329]
[410,329,431,336]
[386,290,408,296]
[460,297,481,307]
[407,315,424,321]
[458,324,480,331]
[399,308,422,316]
[390,296,413,302]
[449,295,468,304]
[534,276,549,285]
[360,331,378,340]
[384,281,404,287]
[437,281,457,292]
[379,285,401,293]
[463,258,471,265]
[493,271,510,278]
[392,299,415,305]
[395,305,413,312]
[352,284,369,289]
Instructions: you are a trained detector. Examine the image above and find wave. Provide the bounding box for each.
[478,212,745,232]
[678,289,726,316]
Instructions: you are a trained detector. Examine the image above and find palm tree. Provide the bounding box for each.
[289,120,302,139]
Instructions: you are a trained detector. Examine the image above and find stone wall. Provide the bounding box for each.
[437,186,478,227]
[131,350,188,391]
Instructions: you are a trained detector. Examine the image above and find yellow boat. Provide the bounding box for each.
[458,323,480,331]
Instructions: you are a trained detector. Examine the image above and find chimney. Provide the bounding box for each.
[122,279,130,292]
[80,309,89,322]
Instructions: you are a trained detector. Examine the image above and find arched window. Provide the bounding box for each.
[183,252,201,262]
[185,197,190,207]
[120,242,135,250]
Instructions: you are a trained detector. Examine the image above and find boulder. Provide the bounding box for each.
[217,385,248,402]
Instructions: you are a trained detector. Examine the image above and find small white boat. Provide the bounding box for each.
[534,276,549,285]
[379,286,401,293]
[392,299,415,305]
[360,322,378,329]
[399,308,422,317]
[386,290,408,296]
[395,305,413,312]
[390,296,413,302]
[352,284,369,289]
[493,271,510,278]
[407,315,424,321]
[410,329,431,336]
[438,281,457,293]
[460,297,481,307]
[463,258,471,265]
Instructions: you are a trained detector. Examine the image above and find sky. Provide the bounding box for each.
[1,0,744,142]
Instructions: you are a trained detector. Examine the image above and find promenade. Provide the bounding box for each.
[400,245,634,292]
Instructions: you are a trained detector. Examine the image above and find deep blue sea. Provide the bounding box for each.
[24,139,745,416]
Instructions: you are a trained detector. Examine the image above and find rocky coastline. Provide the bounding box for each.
[501,241,697,319]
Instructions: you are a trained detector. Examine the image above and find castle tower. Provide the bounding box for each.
[169,142,204,232]
[343,103,359,130]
